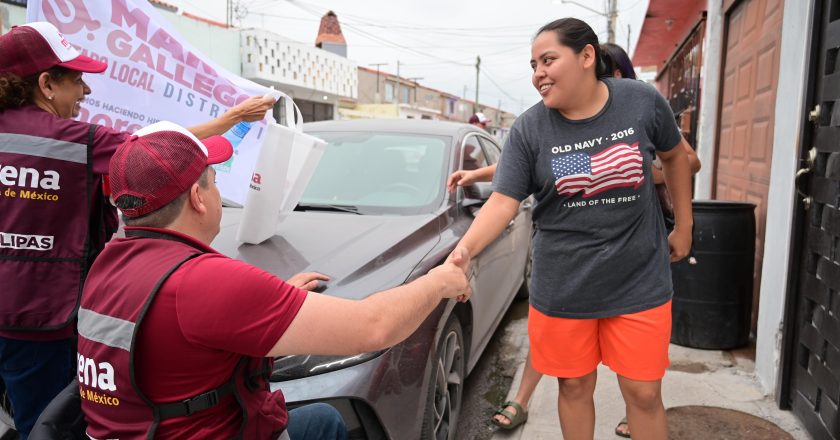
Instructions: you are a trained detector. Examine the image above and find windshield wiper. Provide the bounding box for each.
[295,203,362,215]
[221,198,243,208]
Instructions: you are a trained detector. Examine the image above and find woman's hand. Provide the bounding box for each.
[232,96,276,122]
[444,247,472,302]
[668,227,692,262]
[447,170,478,192]
[287,272,330,291]
[427,260,472,303]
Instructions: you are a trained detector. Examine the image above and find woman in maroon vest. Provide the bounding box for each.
[0,22,273,439]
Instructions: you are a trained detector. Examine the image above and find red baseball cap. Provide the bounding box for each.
[469,112,490,125]
[110,121,233,219]
[0,22,107,78]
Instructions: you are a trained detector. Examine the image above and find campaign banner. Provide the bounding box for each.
[27,0,270,204]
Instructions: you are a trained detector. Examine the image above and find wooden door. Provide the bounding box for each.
[715,0,784,331]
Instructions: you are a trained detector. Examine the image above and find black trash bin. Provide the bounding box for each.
[670,200,756,349]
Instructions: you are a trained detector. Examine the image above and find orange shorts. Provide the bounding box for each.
[528,301,671,381]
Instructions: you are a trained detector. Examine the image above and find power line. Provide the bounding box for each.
[282,1,472,66]
[620,0,645,13]
[481,68,519,102]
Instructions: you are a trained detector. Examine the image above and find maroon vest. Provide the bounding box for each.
[0,125,101,330]
[77,229,288,439]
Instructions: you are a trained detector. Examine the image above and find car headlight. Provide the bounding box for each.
[271,350,387,381]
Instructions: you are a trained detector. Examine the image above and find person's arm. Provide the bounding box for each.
[652,137,700,184]
[267,259,471,356]
[658,146,693,261]
[447,164,497,192]
[683,138,701,174]
[187,96,276,139]
[447,192,521,273]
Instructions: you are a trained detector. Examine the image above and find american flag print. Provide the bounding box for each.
[551,142,644,198]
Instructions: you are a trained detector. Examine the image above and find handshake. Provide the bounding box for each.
[288,246,473,303]
[425,246,473,303]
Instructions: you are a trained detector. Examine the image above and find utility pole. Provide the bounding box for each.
[407,77,423,105]
[226,0,232,27]
[560,0,618,43]
[369,63,388,103]
[627,24,632,54]
[475,55,481,113]
[395,60,401,117]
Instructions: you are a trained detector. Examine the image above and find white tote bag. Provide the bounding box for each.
[236,98,327,244]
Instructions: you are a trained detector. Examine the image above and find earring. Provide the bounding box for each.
[48,96,54,100]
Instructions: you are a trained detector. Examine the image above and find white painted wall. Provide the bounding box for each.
[241,28,357,100]
[755,0,815,396]
[158,10,242,75]
[0,3,25,33]
[695,0,724,199]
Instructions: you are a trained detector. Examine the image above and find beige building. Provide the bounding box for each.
[350,66,516,140]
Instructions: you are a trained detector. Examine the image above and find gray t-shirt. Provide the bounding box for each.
[494,78,682,318]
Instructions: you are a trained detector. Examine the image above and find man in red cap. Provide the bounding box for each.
[76,121,471,439]
[0,22,273,439]
[468,112,491,130]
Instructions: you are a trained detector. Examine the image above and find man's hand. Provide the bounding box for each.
[287,272,330,291]
[427,262,472,302]
[231,96,276,122]
[447,170,478,193]
[445,247,472,302]
[668,227,692,262]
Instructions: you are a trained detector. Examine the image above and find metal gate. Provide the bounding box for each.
[784,0,840,437]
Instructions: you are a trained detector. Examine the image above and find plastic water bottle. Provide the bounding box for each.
[223,120,252,151]
[216,87,279,173]
[215,121,252,172]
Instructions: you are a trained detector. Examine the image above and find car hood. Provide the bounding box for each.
[212,208,441,299]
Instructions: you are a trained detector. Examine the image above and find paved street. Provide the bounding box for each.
[460,299,814,440]
[455,298,530,440]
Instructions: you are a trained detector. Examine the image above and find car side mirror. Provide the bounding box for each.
[462,182,493,208]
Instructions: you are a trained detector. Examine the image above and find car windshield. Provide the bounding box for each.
[299,131,450,215]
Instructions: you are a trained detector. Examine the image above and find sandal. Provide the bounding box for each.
[491,401,528,430]
[614,416,630,438]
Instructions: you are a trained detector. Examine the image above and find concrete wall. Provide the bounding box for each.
[755,0,815,396]
[0,3,25,34]
[695,0,724,199]
[357,68,381,103]
[415,85,443,113]
[242,28,357,100]
[156,11,241,75]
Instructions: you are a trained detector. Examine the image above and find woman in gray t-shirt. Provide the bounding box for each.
[449,18,693,439]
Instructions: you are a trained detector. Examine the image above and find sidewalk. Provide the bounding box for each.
[491,343,811,440]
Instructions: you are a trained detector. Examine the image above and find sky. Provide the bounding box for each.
[169,0,650,115]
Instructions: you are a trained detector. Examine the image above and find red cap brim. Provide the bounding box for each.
[58,55,107,73]
[202,135,234,165]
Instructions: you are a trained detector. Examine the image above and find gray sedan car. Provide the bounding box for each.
[212,119,532,440]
